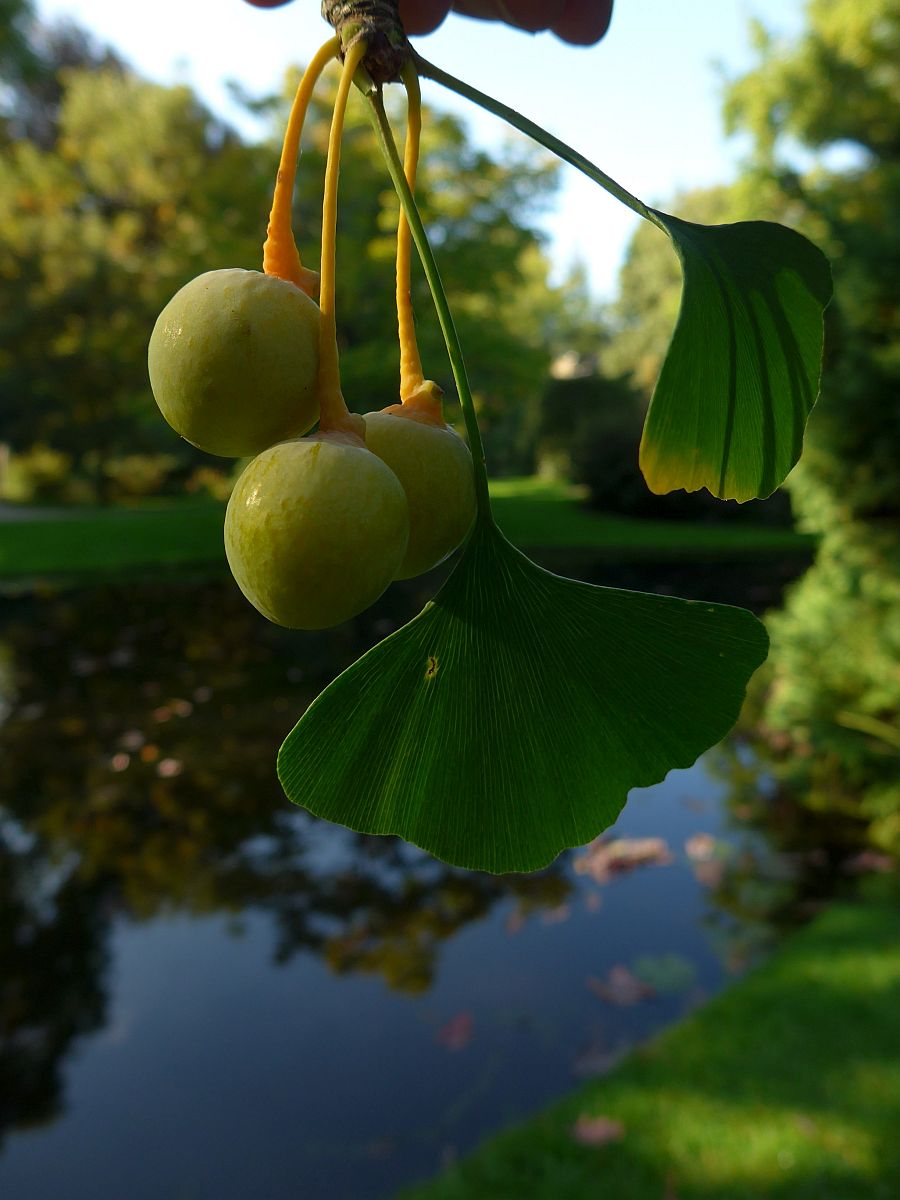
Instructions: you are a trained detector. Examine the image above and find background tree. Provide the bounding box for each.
[555,182,792,522]
[0,9,595,498]
[0,28,272,498]
[724,0,900,854]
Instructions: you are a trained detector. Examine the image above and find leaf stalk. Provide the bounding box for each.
[365,85,493,519]
[413,53,662,229]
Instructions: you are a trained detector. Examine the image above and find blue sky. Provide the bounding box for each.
[36,0,807,297]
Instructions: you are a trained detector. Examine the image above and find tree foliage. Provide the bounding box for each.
[724,0,900,854]
[724,0,900,532]
[0,12,591,497]
[0,31,271,496]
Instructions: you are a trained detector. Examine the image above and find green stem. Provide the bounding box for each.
[414,53,663,230]
[365,85,493,520]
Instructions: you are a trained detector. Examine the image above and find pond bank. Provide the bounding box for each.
[0,478,814,580]
[399,899,900,1200]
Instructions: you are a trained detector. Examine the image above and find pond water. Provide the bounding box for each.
[0,555,815,1199]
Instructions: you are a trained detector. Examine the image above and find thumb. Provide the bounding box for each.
[452,1,566,32]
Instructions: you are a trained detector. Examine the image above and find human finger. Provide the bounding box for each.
[552,0,613,44]
[398,0,454,35]
[453,0,566,33]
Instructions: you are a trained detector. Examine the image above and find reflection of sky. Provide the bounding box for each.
[0,566,802,1199]
[34,0,806,297]
[0,755,771,1200]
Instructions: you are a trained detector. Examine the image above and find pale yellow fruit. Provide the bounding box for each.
[148,268,319,458]
[363,407,476,579]
[224,433,409,629]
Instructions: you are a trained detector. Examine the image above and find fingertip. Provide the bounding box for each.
[399,0,454,35]
[553,0,613,45]
[499,0,566,33]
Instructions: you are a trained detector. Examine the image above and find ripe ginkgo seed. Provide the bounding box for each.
[149,268,320,458]
[364,405,477,579]
[224,433,410,629]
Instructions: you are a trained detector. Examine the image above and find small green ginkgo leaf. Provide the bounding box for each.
[278,517,768,873]
[639,213,833,503]
[407,61,831,504]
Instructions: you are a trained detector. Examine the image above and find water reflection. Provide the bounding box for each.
[0,580,572,1150]
[1,560,838,1198]
[0,822,108,1145]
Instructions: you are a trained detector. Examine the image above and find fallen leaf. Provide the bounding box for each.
[575,837,673,884]
[571,1114,626,1147]
[541,903,571,925]
[588,965,655,1006]
[684,832,718,861]
[504,908,526,936]
[436,1011,474,1051]
[692,859,726,888]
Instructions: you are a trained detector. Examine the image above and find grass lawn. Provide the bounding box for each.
[0,498,226,579]
[489,478,814,556]
[399,901,900,1200]
[0,478,814,580]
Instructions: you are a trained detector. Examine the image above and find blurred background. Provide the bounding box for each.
[1,1,898,1197]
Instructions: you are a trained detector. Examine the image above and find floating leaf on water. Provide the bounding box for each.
[504,907,526,936]
[587,964,655,1007]
[541,903,571,926]
[684,832,719,862]
[575,836,674,884]
[693,859,727,889]
[436,1011,474,1052]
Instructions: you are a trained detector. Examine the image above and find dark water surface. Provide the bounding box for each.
[0,557,812,1199]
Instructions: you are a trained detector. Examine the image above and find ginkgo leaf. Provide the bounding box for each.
[408,60,831,502]
[640,213,832,502]
[277,518,768,873]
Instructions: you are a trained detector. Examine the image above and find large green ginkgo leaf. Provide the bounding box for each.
[278,519,768,873]
[639,213,832,502]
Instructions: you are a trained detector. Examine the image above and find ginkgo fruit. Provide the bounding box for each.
[224,432,410,629]
[363,387,477,579]
[148,268,320,458]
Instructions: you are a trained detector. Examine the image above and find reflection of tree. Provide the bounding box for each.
[0,831,109,1146]
[756,546,900,855]
[713,0,900,861]
[0,580,570,1137]
[699,722,893,978]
